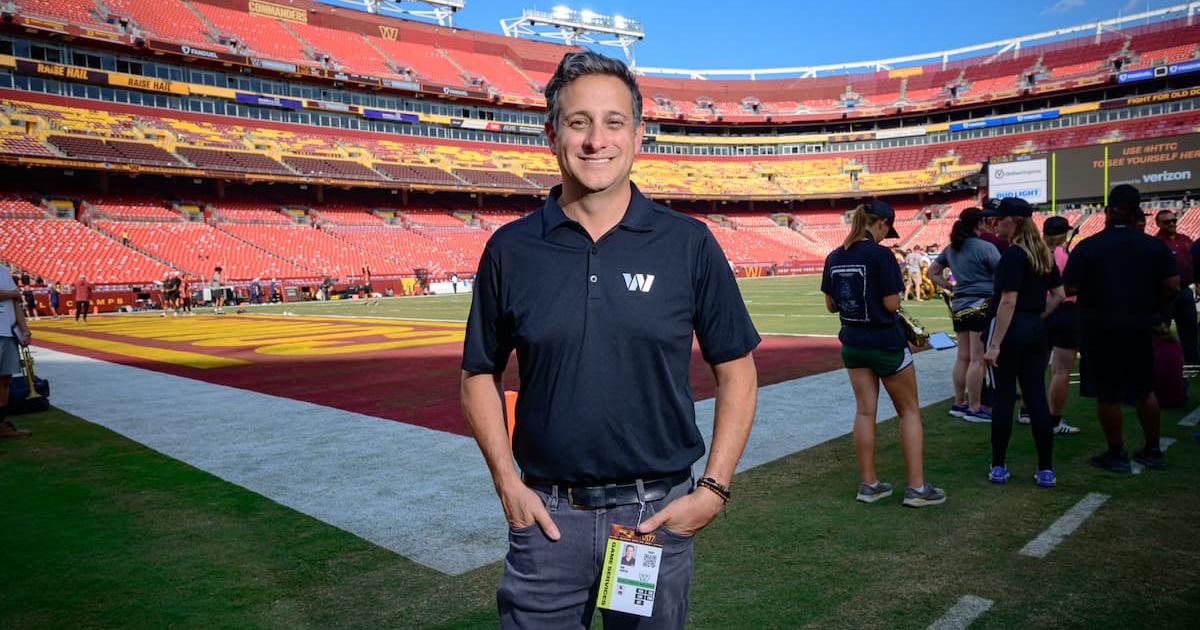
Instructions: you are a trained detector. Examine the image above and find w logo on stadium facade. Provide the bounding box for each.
[622,273,655,293]
[379,25,399,40]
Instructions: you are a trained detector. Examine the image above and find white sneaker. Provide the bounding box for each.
[1054,420,1081,435]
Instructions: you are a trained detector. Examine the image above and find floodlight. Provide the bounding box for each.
[501,6,645,62]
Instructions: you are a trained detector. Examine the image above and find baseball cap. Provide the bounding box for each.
[862,199,900,239]
[982,197,1034,218]
[1043,216,1071,237]
[982,198,1001,212]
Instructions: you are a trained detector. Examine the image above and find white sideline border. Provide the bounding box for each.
[927,595,994,630]
[1018,492,1110,559]
[30,344,958,575]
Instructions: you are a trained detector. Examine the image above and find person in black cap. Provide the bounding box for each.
[1063,184,1179,472]
[927,207,1000,423]
[1042,216,1082,436]
[981,197,1065,488]
[822,199,945,507]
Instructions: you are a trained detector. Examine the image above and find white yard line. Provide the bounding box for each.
[1180,406,1200,427]
[927,595,994,630]
[30,342,959,575]
[1130,437,1177,475]
[1018,492,1110,559]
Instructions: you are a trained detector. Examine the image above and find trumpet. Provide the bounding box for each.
[18,342,41,400]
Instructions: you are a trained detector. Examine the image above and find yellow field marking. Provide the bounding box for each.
[34,330,251,369]
[31,315,465,358]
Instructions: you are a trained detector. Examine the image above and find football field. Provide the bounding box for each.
[2,275,1198,628]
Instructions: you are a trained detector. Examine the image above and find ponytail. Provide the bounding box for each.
[841,205,886,250]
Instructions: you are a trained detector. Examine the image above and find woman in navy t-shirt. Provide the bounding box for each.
[822,200,945,508]
[981,198,1065,488]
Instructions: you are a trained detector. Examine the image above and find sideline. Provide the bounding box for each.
[1018,492,1110,559]
[927,595,994,630]
[30,344,957,574]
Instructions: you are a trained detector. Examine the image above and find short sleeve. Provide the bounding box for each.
[461,246,514,374]
[1046,262,1062,289]
[995,247,1026,292]
[877,248,905,296]
[820,252,834,296]
[693,231,761,364]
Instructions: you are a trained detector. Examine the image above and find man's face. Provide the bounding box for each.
[1156,212,1178,237]
[545,74,644,196]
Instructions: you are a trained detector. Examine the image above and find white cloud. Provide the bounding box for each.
[1043,0,1087,14]
[1122,0,1144,12]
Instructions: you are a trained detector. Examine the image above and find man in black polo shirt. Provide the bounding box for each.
[461,51,760,628]
[1063,184,1179,472]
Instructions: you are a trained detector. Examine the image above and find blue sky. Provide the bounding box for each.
[328,0,1177,71]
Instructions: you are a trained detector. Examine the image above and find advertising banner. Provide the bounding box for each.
[988,158,1048,203]
[235,92,302,109]
[362,109,419,123]
[1052,134,1200,199]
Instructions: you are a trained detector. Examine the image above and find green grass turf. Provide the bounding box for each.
[8,276,1197,627]
[3,385,1198,627]
[227,275,955,337]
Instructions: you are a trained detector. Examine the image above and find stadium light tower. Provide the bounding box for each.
[500,7,645,63]
[357,0,464,26]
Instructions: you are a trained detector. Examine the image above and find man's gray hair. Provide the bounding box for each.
[544,51,643,128]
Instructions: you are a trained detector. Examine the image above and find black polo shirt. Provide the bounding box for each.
[821,237,907,352]
[1063,223,1177,331]
[462,184,760,484]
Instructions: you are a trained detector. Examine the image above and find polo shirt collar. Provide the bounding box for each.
[541,182,656,237]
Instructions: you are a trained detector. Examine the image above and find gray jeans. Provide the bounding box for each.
[498,476,696,629]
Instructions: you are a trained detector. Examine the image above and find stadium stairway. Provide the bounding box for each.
[84,215,184,276]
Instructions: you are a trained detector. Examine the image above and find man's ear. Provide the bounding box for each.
[545,121,558,156]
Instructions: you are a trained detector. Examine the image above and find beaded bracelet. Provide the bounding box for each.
[696,477,731,503]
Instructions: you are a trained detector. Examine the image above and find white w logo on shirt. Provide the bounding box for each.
[622,273,655,293]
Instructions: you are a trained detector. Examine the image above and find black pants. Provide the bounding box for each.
[75,300,89,321]
[1163,286,1199,364]
[988,313,1054,470]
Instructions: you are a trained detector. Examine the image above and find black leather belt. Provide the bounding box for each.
[523,470,691,509]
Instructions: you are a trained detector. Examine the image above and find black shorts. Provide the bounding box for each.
[1045,302,1079,350]
[166,290,180,301]
[951,299,990,333]
[23,292,35,309]
[1079,327,1153,403]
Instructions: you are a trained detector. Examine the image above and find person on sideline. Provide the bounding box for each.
[904,248,925,300]
[822,199,945,508]
[1064,185,1179,472]
[0,262,33,437]
[1153,209,1198,364]
[73,275,92,322]
[928,207,1000,424]
[981,198,1065,488]
[460,51,760,629]
[1041,217,1082,435]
